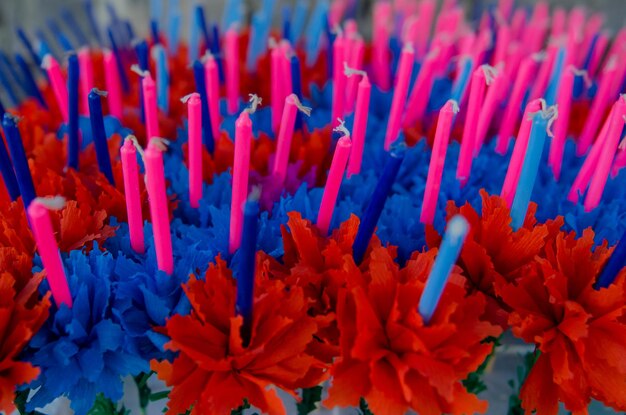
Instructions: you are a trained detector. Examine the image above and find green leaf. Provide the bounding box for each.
[87,393,129,415]
[463,335,503,395]
[296,386,323,415]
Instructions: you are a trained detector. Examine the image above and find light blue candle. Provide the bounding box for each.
[154,45,169,114]
[167,0,181,55]
[510,112,549,230]
[544,47,565,106]
[305,0,329,67]
[245,12,270,73]
[450,57,473,103]
[188,3,200,64]
[222,0,243,31]
[290,0,308,45]
[418,215,470,324]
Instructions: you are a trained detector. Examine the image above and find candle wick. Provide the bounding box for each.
[33,196,66,210]
[4,113,22,123]
[91,88,108,97]
[246,94,262,114]
[293,96,312,116]
[126,135,146,160]
[448,99,460,114]
[343,62,367,79]
[480,64,498,86]
[619,135,626,151]
[268,37,278,49]
[333,118,351,138]
[41,54,53,70]
[528,104,559,138]
[130,64,150,78]
[532,51,547,62]
[149,137,170,152]
[200,50,213,63]
[180,93,195,104]
[568,65,592,89]
[248,186,262,202]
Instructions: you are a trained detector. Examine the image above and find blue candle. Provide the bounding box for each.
[83,0,103,45]
[188,5,200,63]
[245,12,270,72]
[544,47,566,106]
[48,20,74,52]
[450,57,473,103]
[222,0,242,31]
[211,24,225,84]
[192,60,215,153]
[167,0,181,55]
[290,0,307,44]
[418,215,470,323]
[67,53,80,170]
[2,114,36,207]
[155,45,169,114]
[305,1,328,67]
[16,28,43,69]
[236,199,259,343]
[0,59,19,107]
[353,147,405,264]
[88,89,115,185]
[107,28,130,93]
[195,5,211,55]
[595,229,626,289]
[282,6,291,41]
[136,40,149,123]
[15,54,47,108]
[61,9,89,46]
[291,55,304,130]
[150,21,160,45]
[510,112,548,230]
[0,102,19,200]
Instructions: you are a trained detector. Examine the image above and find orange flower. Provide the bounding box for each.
[151,256,327,415]
[497,229,626,415]
[427,190,563,327]
[0,273,50,414]
[325,247,502,415]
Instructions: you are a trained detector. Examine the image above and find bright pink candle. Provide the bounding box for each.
[145,139,173,274]
[548,67,575,179]
[272,94,298,185]
[224,28,240,115]
[415,0,435,58]
[587,33,608,77]
[28,201,73,308]
[78,48,94,116]
[493,24,510,65]
[551,8,566,39]
[317,136,352,235]
[384,43,414,151]
[475,70,506,153]
[120,138,145,254]
[205,55,221,140]
[577,59,618,155]
[584,97,626,211]
[270,46,282,133]
[229,111,252,253]
[142,74,160,140]
[496,56,538,154]
[280,41,293,111]
[498,0,514,21]
[42,55,69,122]
[104,50,123,119]
[347,74,371,177]
[500,99,544,207]
[420,100,459,225]
[403,51,438,127]
[457,66,488,185]
[510,9,527,40]
[331,35,346,128]
[345,37,364,113]
[524,2,549,54]
[187,93,202,208]
[372,2,391,90]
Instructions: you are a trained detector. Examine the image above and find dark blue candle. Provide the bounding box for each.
[15,54,47,108]
[150,20,160,45]
[61,8,89,46]
[135,40,149,124]
[282,6,291,40]
[595,230,626,289]
[67,53,80,170]
[291,55,303,130]
[352,147,405,264]
[0,108,19,200]
[107,28,130,93]
[16,28,43,69]
[48,20,74,52]
[192,60,215,153]
[211,24,225,83]
[236,199,259,343]
[88,89,115,185]
[2,114,36,207]
[0,59,19,107]
[0,52,27,96]
[83,0,103,45]
[195,5,211,54]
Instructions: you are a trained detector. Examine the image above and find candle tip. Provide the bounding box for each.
[180,92,199,104]
[32,196,67,211]
[292,95,312,116]
[480,64,498,85]
[333,118,350,138]
[343,62,367,78]
[91,88,108,97]
[245,94,263,114]
[130,64,150,78]
[447,215,470,243]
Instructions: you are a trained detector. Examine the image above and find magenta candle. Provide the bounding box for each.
[120,138,145,254]
[270,45,282,133]
[347,74,371,177]
[273,94,299,185]
[317,135,352,235]
[280,41,293,112]
[474,70,506,154]
[104,50,123,119]
[457,66,488,186]
[186,93,202,208]
[42,55,69,122]
[345,37,364,114]
[28,200,73,308]
[224,28,240,115]
[548,66,576,179]
[587,34,608,77]
[372,2,391,90]
[78,48,94,116]
[500,99,544,207]
[403,50,438,128]
[229,111,252,253]
[331,34,346,128]
[384,43,414,151]
[142,74,160,140]
[145,139,173,274]
[493,24,511,65]
[420,100,459,225]
[205,54,221,141]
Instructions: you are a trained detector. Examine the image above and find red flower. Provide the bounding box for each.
[0,273,50,414]
[496,229,626,414]
[325,247,502,415]
[427,190,563,328]
[152,256,327,415]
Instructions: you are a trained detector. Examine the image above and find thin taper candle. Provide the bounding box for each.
[229,111,252,253]
[78,48,94,116]
[88,89,115,184]
[548,66,576,179]
[403,51,438,128]
[347,74,371,177]
[42,55,69,122]
[0,134,19,201]
[273,94,299,184]
[345,37,364,113]
[236,197,259,345]
[384,43,414,151]
[224,28,240,114]
[331,35,346,127]
[154,45,169,114]
[595,229,626,289]
[317,136,352,235]
[120,138,145,254]
[3,115,36,207]
[418,215,469,323]
[205,55,221,143]
[142,74,160,141]
[186,93,202,208]
[270,45,282,133]
[104,50,123,119]
[193,60,214,153]
[67,53,80,170]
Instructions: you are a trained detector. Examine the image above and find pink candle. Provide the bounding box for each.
[280,41,293,108]
[584,97,626,211]
[273,94,299,184]
[372,2,391,90]
[524,2,549,53]
[224,28,240,115]
[474,70,506,153]
[331,35,346,128]
[384,43,414,151]
[270,45,282,133]
[587,33,608,78]
[229,111,252,253]
[205,55,221,140]
[120,138,145,254]
[551,8,566,39]
[317,135,352,235]
[403,50,438,128]
[457,66,489,186]
[78,48,94,116]
[345,37,364,114]
[496,56,538,154]
[42,55,69,122]
[493,24,510,65]
[104,50,123,119]
[415,0,435,58]
[347,74,371,177]
[420,100,459,225]
[28,200,73,308]
[510,9,527,41]
[500,99,544,207]
[186,93,202,208]
[498,0,514,21]
[577,58,618,156]
[548,66,576,179]
[145,139,173,274]
[142,74,160,140]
